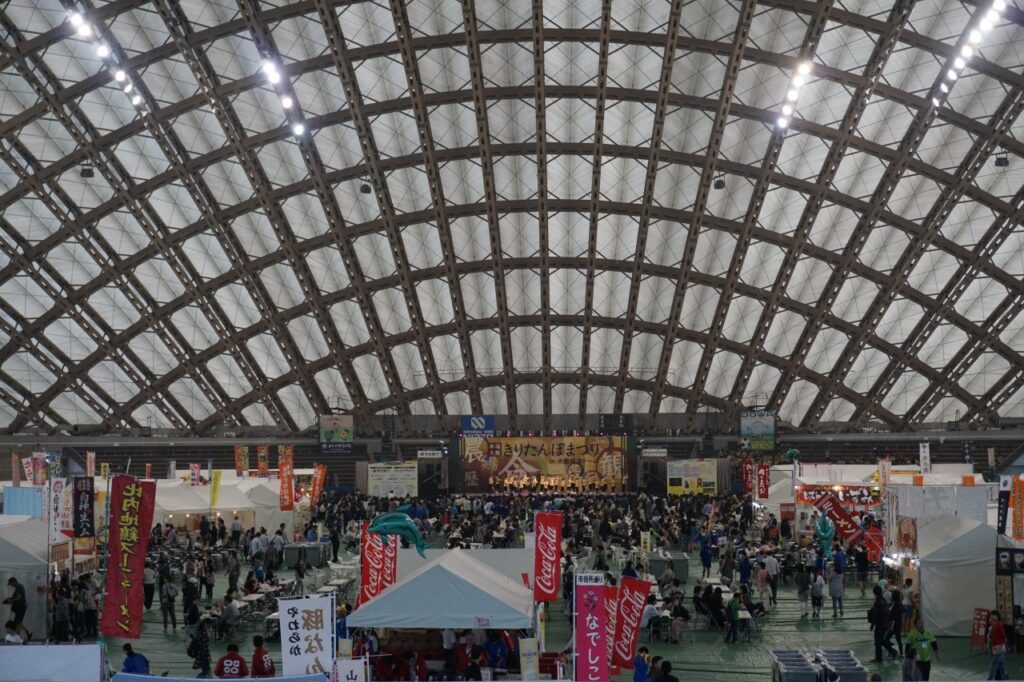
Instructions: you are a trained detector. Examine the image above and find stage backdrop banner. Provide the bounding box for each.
[320,414,354,455]
[740,410,775,450]
[73,476,95,538]
[533,511,562,602]
[666,459,718,495]
[278,593,335,676]
[611,576,649,669]
[574,572,608,682]
[367,462,418,498]
[459,435,625,493]
[100,476,156,638]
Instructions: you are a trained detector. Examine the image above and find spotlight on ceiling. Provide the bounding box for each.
[291,122,305,136]
[79,164,94,178]
[713,177,725,190]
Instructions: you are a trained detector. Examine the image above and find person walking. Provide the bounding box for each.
[159,576,178,632]
[187,624,212,678]
[854,545,870,597]
[905,619,939,679]
[987,609,1008,680]
[888,588,905,658]
[810,568,825,618]
[828,564,845,618]
[794,565,810,619]
[294,559,307,595]
[143,561,156,610]
[763,552,780,605]
[870,585,898,662]
[2,577,30,641]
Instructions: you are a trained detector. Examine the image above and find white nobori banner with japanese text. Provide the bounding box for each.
[279,593,336,677]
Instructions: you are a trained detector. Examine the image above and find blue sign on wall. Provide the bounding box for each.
[460,415,495,437]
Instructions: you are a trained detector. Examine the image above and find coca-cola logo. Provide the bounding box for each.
[613,584,646,660]
[535,522,559,594]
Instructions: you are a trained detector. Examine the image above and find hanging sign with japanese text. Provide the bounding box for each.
[100,476,155,638]
[73,476,95,538]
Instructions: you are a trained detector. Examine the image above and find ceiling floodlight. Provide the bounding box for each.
[987,8,1001,21]
[69,12,84,27]
[960,45,974,59]
[96,44,110,58]
[777,117,789,128]
[262,61,278,75]
[280,95,293,108]
[993,0,1006,10]
[947,69,959,80]
[792,75,805,88]
[798,61,812,75]
[954,57,966,69]
[940,83,949,93]
[980,14,994,31]
[131,94,142,105]
[267,71,281,84]
[932,97,941,107]
[292,122,305,136]
[786,89,799,101]
[123,82,133,93]
[782,104,793,116]
[114,69,126,81]
[77,23,92,37]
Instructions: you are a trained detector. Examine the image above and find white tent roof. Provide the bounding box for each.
[347,549,534,630]
[0,515,47,569]
[917,516,997,637]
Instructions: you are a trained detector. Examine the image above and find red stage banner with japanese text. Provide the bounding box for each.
[757,463,770,499]
[357,522,398,606]
[611,576,649,669]
[810,491,883,556]
[279,452,294,511]
[257,445,270,477]
[310,464,328,504]
[574,572,608,681]
[534,511,563,602]
[741,459,754,494]
[100,476,155,638]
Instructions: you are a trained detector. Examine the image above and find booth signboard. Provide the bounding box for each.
[367,462,418,498]
[520,638,540,680]
[779,502,795,521]
[460,435,625,494]
[417,449,443,459]
[278,594,335,676]
[740,410,775,450]
[970,608,990,651]
[640,448,667,458]
[666,459,718,495]
[320,414,354,454]
[797,485,880,509]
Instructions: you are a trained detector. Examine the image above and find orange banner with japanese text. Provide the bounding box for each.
[310,464,328,505]
[279,452,294,511]
[100,476,155,638]
[234,445,249,477]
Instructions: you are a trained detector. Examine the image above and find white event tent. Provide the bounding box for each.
[347,550,535,630]
[0,515,49,640]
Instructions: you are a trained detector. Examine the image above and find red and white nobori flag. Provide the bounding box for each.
[357,522,398,607]
[757,463,771,499]
[741,459,754,494]
[533,511,563,602]
[574,572,608,681]
[611,576,650,669]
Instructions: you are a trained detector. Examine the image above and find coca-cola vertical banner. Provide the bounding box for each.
[740,459,754,494]
[573,572,608,682]
[73,476,95,538]
[757,463,771,499]
[611,576,650,669]
[357,522,399,606]
[998,475,1011,536]
[533,511,563,602]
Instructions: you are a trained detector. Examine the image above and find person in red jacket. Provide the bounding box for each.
[251,635,276,678]
[399,649,429,681]
[214,643,249,679]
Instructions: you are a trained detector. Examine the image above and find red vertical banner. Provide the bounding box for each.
[533,511,563,602]
[10,454,19,487]
[310,464,328,503]
[257,445,269,477]
[86,451,96,478]
[189,463,200,486]
[741,459,754,494]
[574,573,608,681]
[604,584,618,672]
[357,522,398,606]
[145,463,152,479]
[611,577,649,669]
[233,445,246,476]
[100,476,155,638]
[279,452,294,511]
[757,463,771,499]
[1014,477,1024,541]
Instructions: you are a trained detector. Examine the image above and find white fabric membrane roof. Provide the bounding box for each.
[0,0,1022,434]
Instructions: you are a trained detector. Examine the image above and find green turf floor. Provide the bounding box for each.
[104,553,1017,680]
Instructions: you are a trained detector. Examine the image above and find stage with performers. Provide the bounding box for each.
[457,435,628,494]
